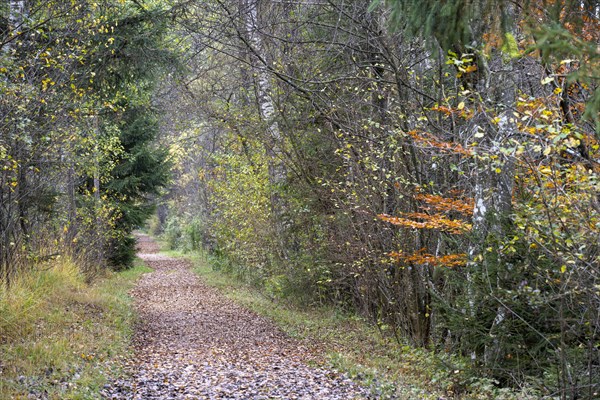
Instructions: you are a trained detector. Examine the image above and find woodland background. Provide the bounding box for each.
[1,0,599,398]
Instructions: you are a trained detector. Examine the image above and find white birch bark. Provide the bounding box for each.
[241,0,286,184]
[4,1,25,54]
[468,54,517,364]
[466,4,518,362]
[240,0,288,258]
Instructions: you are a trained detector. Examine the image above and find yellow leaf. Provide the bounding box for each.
[541,76,554,85]
[457,101,465,110]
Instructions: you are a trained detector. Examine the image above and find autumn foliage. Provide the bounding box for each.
[105,0,600,397]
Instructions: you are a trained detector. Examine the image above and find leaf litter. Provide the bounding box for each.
[102,235,369,399]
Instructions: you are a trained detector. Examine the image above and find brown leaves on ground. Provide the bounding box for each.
[102,234,367,399]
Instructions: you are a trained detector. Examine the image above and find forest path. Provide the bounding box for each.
[102,234,368,399]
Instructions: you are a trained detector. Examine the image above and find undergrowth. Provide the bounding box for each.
[0,257,149,399]
[171,248,539,400]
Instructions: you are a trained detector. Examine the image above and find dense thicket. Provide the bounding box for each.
[0,0,173,278]
[157,0,600,397]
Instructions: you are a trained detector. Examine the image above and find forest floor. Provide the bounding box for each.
[101,234,369,399]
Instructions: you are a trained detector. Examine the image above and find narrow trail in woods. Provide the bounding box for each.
[102,234,368,399]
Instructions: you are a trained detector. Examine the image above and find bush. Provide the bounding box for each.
[182,217,204,253]
[107,234,137,270]
[162,215,183,250]
[147,214,162,236]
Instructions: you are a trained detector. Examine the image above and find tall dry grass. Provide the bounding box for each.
[0,256,149,399]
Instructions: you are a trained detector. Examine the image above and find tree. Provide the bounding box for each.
[86,2,176,268]
[103,106,171,267]
[376,0,600,393]
[0,0,176,283]
[146,0,599,395]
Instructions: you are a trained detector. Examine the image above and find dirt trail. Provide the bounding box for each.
[102,234,368,399]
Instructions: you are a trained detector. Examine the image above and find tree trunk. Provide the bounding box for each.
[3,0,25,54]
[0,0,27,286]
[468,43,517,365]
[240,0,288,256]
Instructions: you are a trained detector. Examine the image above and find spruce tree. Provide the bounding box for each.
[86,2,177,269]
[104,106,170,268]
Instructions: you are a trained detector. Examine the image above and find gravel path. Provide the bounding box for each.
[102,234,369,399]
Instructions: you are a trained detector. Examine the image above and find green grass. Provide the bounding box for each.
[0,257,150,399]
[170,249,537,400]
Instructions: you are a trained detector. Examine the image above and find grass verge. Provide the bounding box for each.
[167,249,536,400]
[0,258,150,399]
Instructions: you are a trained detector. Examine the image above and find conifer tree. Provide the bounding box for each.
[104,106,170,268]
[88,3,176,268]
